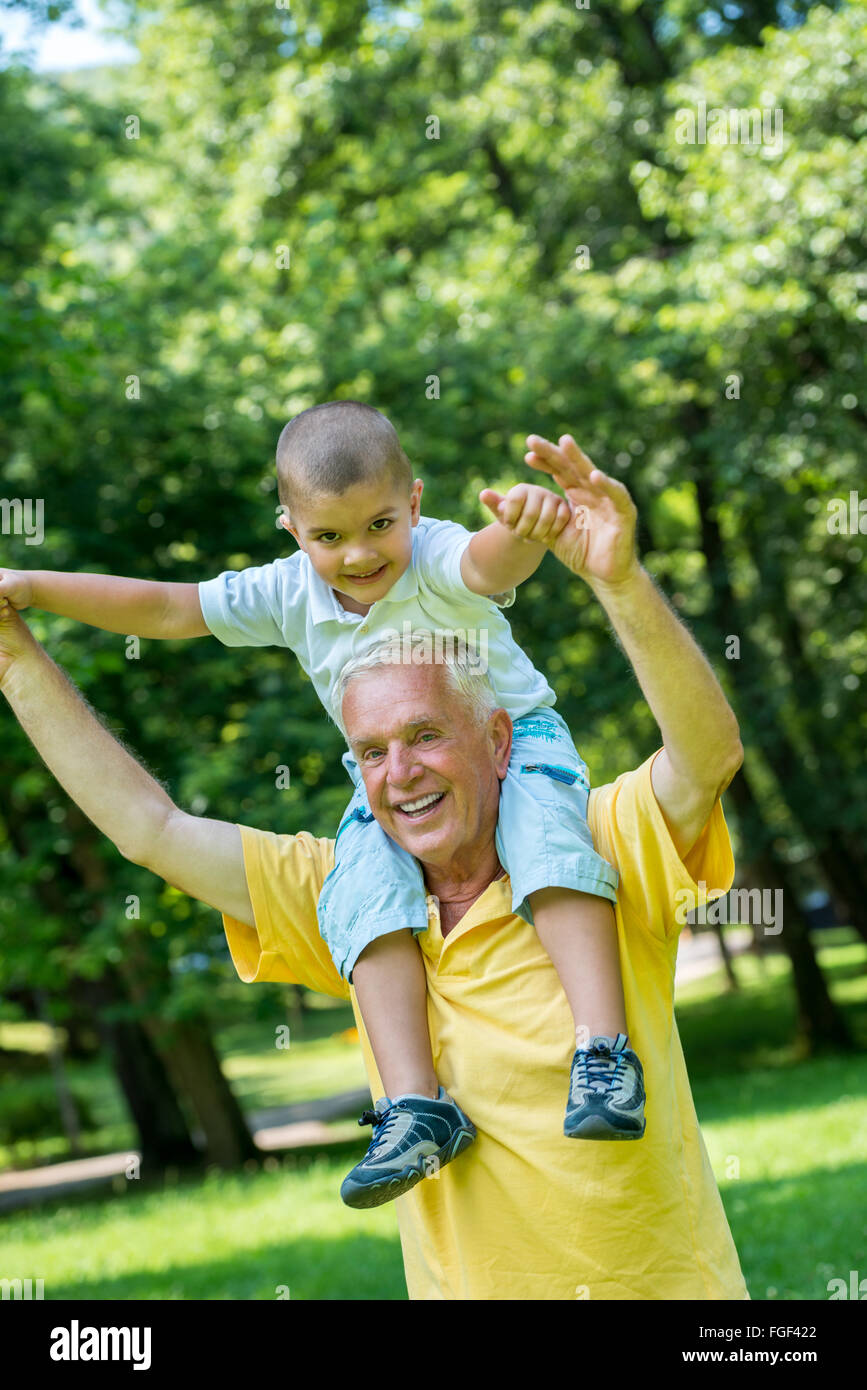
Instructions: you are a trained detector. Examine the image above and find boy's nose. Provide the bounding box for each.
[344,545,379,569]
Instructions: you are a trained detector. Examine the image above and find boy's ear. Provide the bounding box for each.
[277,508,304,549]
[410,479,423,525]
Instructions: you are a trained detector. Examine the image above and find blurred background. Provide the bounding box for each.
[0,0,864,1299]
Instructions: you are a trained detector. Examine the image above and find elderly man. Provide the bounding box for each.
[0,436,747,1300]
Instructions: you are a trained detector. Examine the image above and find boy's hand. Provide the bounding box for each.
[0,568,33,611]
[523,434,638,587]
[479,483,572,546]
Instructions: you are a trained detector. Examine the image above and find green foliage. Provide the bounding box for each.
[0,0,864,1086]
[0,1074,93,1145]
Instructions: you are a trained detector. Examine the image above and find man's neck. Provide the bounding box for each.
[422,845,504,936]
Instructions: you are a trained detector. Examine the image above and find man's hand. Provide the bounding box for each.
[0,596,37,688]
[523,434,638,588]
[479,483,572,546]
[0,568,33,611]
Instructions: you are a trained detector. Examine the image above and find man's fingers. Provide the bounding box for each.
[588,467,635,513]
[524,447,557,479]
[525,434,596,491]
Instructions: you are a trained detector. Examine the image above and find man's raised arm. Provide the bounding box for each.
[523,434,744,856]
[0,600,254,924]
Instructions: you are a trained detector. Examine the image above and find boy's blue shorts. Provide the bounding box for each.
[317,706,618,982]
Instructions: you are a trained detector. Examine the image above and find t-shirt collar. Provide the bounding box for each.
[306,551,418,625]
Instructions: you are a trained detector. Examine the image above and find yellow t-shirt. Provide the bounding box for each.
[222,751,749,1301]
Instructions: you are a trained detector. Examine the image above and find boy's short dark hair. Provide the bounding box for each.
[276,400,413,510]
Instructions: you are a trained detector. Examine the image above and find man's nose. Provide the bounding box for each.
[385,745,423,786]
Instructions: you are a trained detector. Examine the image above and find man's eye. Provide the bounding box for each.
[418,732,437,743]
[364,748,384,761]
[370,518,392,532]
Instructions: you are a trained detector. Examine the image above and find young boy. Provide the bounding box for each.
[0,400,646,1208]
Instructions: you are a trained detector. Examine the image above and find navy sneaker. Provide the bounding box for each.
[340,1086,477,1209]
[564,1033,646,1140]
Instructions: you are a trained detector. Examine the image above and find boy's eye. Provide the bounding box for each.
[316,532,340,544]
[370,518,392,532]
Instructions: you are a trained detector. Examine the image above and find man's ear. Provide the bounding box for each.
[410,479,423,526]
[488,708,513,781]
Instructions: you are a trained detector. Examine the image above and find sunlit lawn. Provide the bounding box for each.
[0,997,364,1170]
[1,930,865,1299]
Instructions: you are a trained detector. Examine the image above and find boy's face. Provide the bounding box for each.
[281,474,423,607]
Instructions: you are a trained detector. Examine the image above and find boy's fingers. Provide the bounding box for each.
[480,488,509,522]
[519,494,554,541]
[480,487,506,509]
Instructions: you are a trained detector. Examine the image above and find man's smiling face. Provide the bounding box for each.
[342,663,512,875]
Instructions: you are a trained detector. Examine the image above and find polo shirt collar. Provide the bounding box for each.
[307,560,352,626]
[307,552,419,625]
[376,562,418,606]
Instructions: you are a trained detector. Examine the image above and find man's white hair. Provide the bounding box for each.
[332,635,499,740]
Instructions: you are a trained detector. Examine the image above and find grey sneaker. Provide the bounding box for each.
[340,1086,477,1209]
[564,1033,646,1140]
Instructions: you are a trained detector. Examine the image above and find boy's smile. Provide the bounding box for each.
[281,476,423,614]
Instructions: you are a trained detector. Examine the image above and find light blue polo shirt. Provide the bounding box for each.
[198,515,555,724]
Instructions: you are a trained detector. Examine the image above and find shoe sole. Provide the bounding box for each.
[564,1115,645,1140]
[341,1125,476,1209]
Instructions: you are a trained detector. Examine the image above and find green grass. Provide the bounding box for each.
[1,930,865,1299]
[0,1159,404,1300]
[673,928,867,1300]
[218,1007,368,1110]
[0,999,363,1170]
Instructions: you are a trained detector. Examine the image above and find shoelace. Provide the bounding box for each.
[358,1101,404,1159]
[572,1044,626,1100]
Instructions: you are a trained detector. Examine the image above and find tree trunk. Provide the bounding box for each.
[0,794,201,1170]
[145,1018,258,1168]
[33,989,83,1158]
[725,770,852,1052]
[687,427,867,947]
[641,454,852,1052]
[710,922,740,991]
[73,970,201,1169]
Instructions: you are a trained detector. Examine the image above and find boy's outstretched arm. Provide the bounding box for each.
[460,483,572,596]
[0,568,210,639]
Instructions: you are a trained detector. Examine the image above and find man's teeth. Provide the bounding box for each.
[399,792,443,814]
